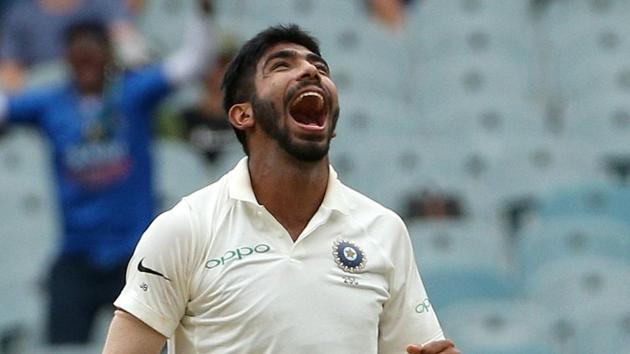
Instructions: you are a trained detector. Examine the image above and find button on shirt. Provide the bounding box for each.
[114,157,443,354]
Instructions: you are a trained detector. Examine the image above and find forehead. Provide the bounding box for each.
[68,35,109,51]
[257,42,317,67]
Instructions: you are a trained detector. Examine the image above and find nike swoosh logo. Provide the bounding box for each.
[137,258,170,281]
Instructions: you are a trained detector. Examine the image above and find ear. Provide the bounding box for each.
[228,102,255,132]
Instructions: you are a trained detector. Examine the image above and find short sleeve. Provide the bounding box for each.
[378,218,444,353]
[114,201,195,337]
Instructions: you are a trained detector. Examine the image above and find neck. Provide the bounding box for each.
[248,149,329,241]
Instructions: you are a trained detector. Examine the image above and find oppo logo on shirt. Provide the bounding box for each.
[205,244,271,269]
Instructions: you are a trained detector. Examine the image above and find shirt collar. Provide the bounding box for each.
[227,157,351,215]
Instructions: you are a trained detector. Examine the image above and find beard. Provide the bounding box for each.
[251,94,339,162]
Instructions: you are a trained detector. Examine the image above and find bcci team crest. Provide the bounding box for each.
[333,239,367,273]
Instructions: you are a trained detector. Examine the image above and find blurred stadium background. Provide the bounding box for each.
[2,0,630,353]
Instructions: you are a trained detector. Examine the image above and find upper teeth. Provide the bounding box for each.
[298,91,324,102]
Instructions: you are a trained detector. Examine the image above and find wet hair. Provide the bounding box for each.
[221,24,322,152]
[64,20,111,49]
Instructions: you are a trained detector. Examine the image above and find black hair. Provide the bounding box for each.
[64,20,111,48]
[221,24,322,152]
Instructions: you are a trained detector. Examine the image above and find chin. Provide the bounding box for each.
[284,141,330,162]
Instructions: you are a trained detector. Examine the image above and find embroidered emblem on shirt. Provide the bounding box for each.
[333,239,367,273]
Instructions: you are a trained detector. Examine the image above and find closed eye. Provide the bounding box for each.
[271,61,290,71]
[315,63,330,75]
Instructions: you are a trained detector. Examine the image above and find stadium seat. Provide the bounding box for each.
[155,138,245,210]
[28,342,107,354]
[320,20,409,97]
[408,0,535,66]
[525,256,630,320]
[572,308,630,354]
[408,219,516,310]
[552,55,630,102]
[537,181,630,224]
[413,55,533,112]
[413,95,547,146]
[335,92,412,141]
[482,137,605,206]
[220,0,366,41]
[233,0,364,23]
[541,284,630,354]
[563,93,630,146]
[154,139,214,210]
[542,0,630,100]
[330,131,425,211]
[516,215,630,277]
[137,0,197,57]
[440,299,559,354]
[544,2,630,49]
[409,0,532,33]
[0,129,58,351]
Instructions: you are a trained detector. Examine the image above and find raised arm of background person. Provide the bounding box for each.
[162,0,217,87]
[102,309,166,354]
[0,87,54,127]
[127,0,217,107]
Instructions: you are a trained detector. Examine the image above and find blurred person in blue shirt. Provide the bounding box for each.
[0,0,215,344]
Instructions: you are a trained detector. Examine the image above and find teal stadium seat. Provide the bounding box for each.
[413,95,547,145]
[155,139,214,210]
[412,55,534,115]
[330,131,424,211]
[544,0,630,101]
[525,256,630,322]
[229,0,363,24]
[516,215,630,276]
[538,182,630,224]
[317,20,409,97]
[408,0,534,64]
[217,0,365,43]
[138,0,197,58]
[155,138,246,211]
[0,128,58,350]
[537,263,630,354]
[440,299,559,354]
[563,93,630,147]
[572,308,630,354]
[407,220,516,311]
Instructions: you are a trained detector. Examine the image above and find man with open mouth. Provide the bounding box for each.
[103,23,460,354]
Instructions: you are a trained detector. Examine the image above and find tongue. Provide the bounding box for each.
[290,95,324,126]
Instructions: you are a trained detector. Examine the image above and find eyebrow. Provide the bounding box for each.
[263,49,329,71]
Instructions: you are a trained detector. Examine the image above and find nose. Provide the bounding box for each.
[298,60,320,81]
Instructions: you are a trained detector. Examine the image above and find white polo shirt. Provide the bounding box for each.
[114,158,443,354]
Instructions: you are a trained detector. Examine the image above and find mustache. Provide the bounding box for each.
[283,78,327,108]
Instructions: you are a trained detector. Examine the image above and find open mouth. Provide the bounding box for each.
[288,90,327,129]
